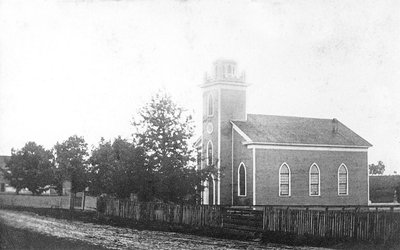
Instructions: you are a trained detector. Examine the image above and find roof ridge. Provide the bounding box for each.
[247,113,335,121]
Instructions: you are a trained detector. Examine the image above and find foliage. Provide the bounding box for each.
[369,161,385,175]
[3,92,217,203]
[54,135,89,194]
[4,142,54,195]
[88,137,146,199]
[133,91,214,203]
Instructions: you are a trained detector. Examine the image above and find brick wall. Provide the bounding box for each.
[231,129,253,205]
[219,88,246,205]
[255,149,368,205]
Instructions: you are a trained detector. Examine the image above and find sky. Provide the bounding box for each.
[0,0,399,173]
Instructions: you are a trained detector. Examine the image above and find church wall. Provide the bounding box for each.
[232,129,253,205]
[255,149,368,205]
[219,88,247,205]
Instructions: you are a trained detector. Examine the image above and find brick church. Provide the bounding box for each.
[196,60,372,206]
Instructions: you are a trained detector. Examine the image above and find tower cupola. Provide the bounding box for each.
[204,59,246,84]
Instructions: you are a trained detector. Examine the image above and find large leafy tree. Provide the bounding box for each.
[88,138,114,196]
[4,142,54,195]
[369,161,385,175]
[88,137,146,199]
[133,91,212,203]
[54,135,89,194]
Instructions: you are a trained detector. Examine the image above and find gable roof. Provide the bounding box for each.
[231,114,372,147]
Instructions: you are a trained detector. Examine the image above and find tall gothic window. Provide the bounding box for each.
[279,163,290,196]
[309,164,320,196]
[238,163,246,196]
[208,94,213,116]
[338,164,348,195]
[212,175,216,205]
[207,141,213,166]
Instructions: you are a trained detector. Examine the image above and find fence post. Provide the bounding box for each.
[116,199,119,217]
[383,209,387,244]
[353,206,359,240]
[286,206,290,232]
[374,206,378,242]
[305,207,309,234]
[324,206,328,237]
[388,207,394,243]
[220,206,224,228]
[218,206,224,228]
[341,206,345,238]
[262,206,266,230]
[82,191,85,211]
[180,204,184,224]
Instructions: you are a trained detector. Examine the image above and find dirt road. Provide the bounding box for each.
[0,209,323,249]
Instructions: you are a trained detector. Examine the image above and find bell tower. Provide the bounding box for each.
[200,60,248,205]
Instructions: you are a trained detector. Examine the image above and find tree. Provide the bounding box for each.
[54,135,89,194]
[88,138,114,196]
[133,91,214,203]
[88,137,146,199]
[369,161,385,175]
[4,142,54,195]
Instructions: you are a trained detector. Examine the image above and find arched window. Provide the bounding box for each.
[338,164,348,195]
[207,94,213,116]
[207,141,213,166]
[212,175,216,205]
[227,65,232,77]
[238,163,246,196]
[279,163,291,196]
[203,180,209,205]
[309,164,320,196]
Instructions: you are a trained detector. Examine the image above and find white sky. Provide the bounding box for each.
[0,0,399,173]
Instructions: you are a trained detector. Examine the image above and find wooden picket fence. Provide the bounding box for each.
[103,199,222,228]
[260,205,400,243]
[101,198,400,244]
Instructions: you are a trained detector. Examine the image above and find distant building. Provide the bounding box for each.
[0,155,11,193]
[196,60,372,206]
[369,175,400,203]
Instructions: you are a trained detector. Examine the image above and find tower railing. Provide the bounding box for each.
[204,72,246,84]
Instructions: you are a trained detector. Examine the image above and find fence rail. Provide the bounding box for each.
[101,199,400,244]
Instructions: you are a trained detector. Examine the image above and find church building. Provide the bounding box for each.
[196,60,372,206]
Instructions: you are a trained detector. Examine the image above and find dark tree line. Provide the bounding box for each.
[2,92,216,204]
